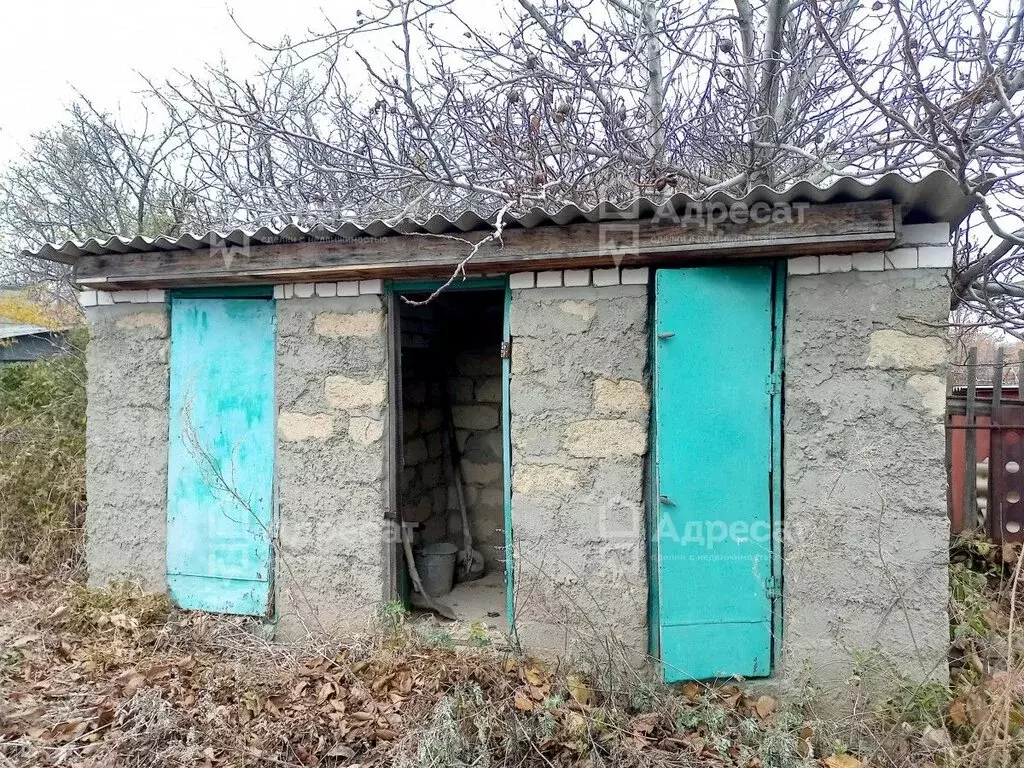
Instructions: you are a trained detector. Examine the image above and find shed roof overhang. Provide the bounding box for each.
[23,172,972,289]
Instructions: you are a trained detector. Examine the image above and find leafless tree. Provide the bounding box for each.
[159,0,897,223]
[0,99,202,289]
[806,0,1024,334]
[3,0,1023,330]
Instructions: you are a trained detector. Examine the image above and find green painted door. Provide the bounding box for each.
[166,297,276,616]
[653,266,777,680]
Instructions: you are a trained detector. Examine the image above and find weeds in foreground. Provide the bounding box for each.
[0,331,86,571]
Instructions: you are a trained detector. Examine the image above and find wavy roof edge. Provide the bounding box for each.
[24,171,971,264]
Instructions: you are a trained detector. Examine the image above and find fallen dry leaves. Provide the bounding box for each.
[0,563,909,768]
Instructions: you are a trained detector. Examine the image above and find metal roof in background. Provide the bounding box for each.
[0,323,70,339]
[24,171,971,264]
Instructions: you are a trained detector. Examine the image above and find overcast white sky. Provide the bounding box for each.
[0,0,340,164]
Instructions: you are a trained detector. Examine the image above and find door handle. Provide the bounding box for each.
[657,332,676,340]
[659,495,676,507]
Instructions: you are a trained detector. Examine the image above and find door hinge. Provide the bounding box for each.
[500,340,513,359]
[764,576,782,600]
[765,371,781,396]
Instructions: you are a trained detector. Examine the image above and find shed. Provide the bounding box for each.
[0,323,73,363]
[26,172,969,703]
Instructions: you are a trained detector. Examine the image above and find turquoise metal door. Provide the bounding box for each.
[653,266,778,680]
[167,297,276,616]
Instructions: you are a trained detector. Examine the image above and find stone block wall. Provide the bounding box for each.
[782,264,951,704]
[83,303,170,590]
[450,347,505,566]
[508,280,650,656]
[275,295,390,638]
[400,345,447,542]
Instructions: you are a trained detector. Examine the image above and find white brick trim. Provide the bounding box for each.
[592,268,620,287]
[918,245,953,269]
[509,272,535,289]
[535,271,563,288]
[563,269,591,287]
[787,246,949,274]
[621,267,650,285]
[787,256,819,275]
[86,289,166,305]
[851,252,884,272]
[274,281,372,299]
[337,281,359,297]
[898,222,950,247]
[819,254,852,273]
[315,282,337,298]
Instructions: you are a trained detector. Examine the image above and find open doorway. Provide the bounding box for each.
[395,285,509,634]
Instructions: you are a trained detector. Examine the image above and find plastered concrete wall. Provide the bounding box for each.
[782,267,950,701]
[275,295,390,638]
[83,304,169,590]
[509,283,650,656]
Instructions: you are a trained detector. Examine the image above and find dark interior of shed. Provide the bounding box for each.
[397,288,507,633]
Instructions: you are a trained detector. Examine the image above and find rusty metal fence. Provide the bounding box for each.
[947,346,1024,543]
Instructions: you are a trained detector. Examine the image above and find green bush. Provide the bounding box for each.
[0,328,87,568]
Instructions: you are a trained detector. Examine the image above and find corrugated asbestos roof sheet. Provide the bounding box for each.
[24,171,971,264]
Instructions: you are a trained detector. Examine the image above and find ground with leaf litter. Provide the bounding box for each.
[0,558,1011,768]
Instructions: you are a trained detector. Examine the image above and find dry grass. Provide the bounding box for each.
[0,336,86,571]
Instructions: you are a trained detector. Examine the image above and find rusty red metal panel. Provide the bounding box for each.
[949,411,993,534]
[989,403,1024,543]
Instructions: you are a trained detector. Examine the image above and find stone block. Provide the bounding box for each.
[865,330,946,371]
[315,282,337,297]
[349,416,384,446]
[294,283,315,298]
[78,290,98,307]
[557,300,597,325]
[475,376,502,403]
[450,376,474,403]
[509,272,535,289]
[851,252,884,271]
[564,419,646,457]
[359,279,384,295]
[592,268,620,287]
[621,267,649,285]
[899,222,949,246]
[884,248,918,269]
[278,412,334,441]
[420,408,442,432]
[404,438,429,465]
[563,269,591,287]
[819,254,852,273]
[536,271,563,288]
[458,352,499,377]
[917,245,952,269]
[593,378,649,416]
[337,281,360,297]
[314,311,383,337]
[147,289,166,304]
[453,404,499,430]
[788,256,819,275]
[97,291,115,305]
[460,459,503,484]
[325,375,387,409]
[513,462,581,498]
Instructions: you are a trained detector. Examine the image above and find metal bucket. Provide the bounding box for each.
[416,542,458,597]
